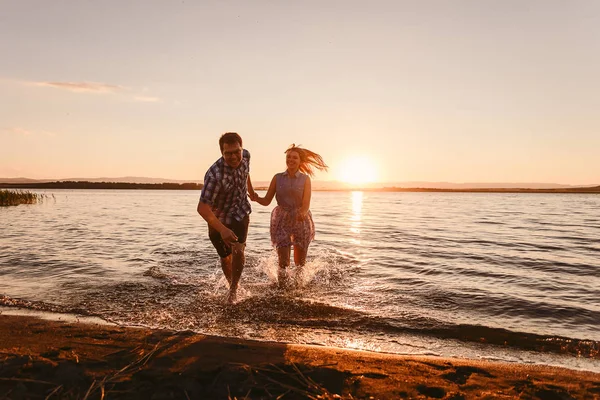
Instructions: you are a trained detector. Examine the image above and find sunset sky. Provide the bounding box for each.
[1,0,599,185]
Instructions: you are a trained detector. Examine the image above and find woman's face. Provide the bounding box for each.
[286,150,301,170]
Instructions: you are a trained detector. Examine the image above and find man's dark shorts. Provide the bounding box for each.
[208,215,250,258]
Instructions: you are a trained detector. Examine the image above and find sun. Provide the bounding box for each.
[338,156,378,185]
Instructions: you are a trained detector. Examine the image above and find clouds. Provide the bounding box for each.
[34,81,123,94]
[26,80,160,102]
[1,127,57,138]
[4,127,32,136]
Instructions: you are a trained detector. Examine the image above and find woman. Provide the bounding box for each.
[251,144,328,287]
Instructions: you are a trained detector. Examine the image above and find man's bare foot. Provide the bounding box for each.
[226,289,237,304]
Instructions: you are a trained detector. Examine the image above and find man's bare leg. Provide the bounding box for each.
[220,255,233,286]
[277,246,291,288]
[227,243,245,303]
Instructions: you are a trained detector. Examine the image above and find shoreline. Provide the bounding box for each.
[2,302,598,370]
[1,314,599,399]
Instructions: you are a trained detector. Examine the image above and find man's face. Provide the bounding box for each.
[222,142,243,168]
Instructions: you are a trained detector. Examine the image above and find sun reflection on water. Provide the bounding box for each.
[350,191,363,244]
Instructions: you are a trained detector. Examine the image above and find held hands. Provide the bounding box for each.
[248,191,259,202]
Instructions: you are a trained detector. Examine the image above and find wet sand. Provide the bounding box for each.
[1,314,599,399]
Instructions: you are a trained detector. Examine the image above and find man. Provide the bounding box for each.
[197,132,256,303]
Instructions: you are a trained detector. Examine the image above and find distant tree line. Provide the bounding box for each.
[0,181,203,190]
[1,181,598,193]
[375,186,600,193]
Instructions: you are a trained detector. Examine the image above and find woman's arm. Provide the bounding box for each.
[253,175,277,206]
[298,176,312,219]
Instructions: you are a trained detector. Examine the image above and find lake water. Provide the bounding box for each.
[1,190,599,372]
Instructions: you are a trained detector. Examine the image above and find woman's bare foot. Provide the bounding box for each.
[294,266,305,287]
[277,268,288,289]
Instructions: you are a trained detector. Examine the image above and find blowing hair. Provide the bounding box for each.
[285,144,328,177]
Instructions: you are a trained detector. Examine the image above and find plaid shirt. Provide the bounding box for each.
[199,149,252,225]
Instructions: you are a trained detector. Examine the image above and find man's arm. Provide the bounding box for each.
[247,175,257,200]
[197,201,238,243]
[197,170,238,243]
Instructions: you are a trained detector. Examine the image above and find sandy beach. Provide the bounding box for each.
[0,314,598,399]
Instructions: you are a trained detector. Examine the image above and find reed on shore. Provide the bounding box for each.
[0,189,46,206]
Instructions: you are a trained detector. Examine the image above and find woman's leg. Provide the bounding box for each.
[293,245,308,285]
[293,212,313,271]
[277,246,291,287]
[293,246,307,267]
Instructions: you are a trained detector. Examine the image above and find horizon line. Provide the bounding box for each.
[1,176,598,188]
